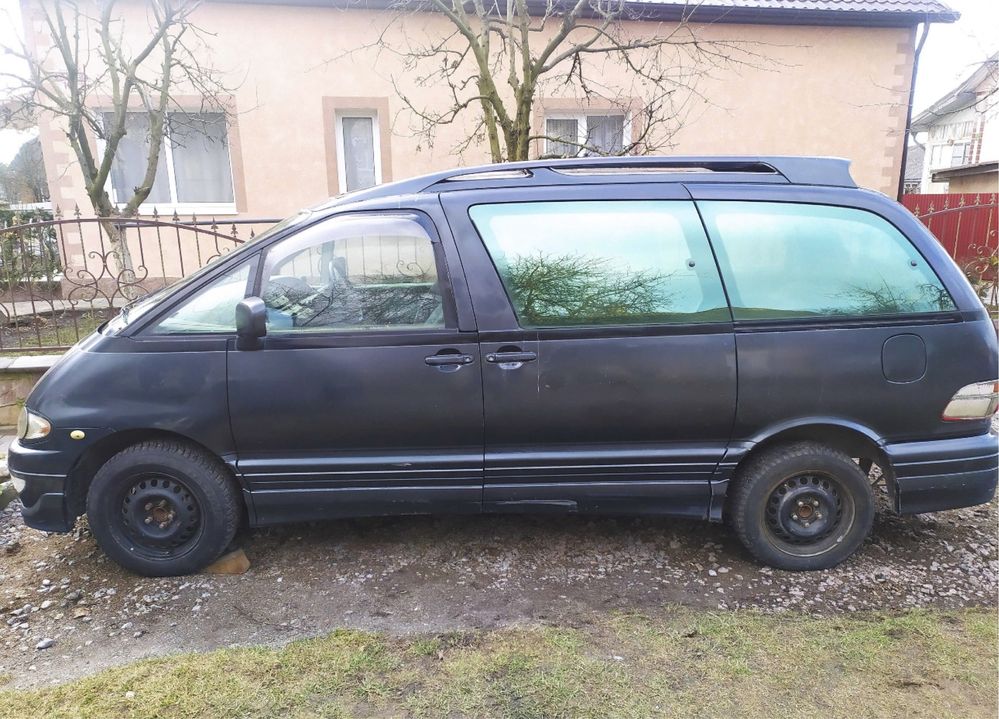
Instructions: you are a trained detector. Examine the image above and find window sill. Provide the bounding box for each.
[119,203,239,218]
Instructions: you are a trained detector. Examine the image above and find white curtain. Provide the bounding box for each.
[341,116,377,191]
[586,115,624,155]
[170,113,234,203]
[107,113,170,204]
[545,119,579,158]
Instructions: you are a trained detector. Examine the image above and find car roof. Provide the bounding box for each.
[318,156,857,211]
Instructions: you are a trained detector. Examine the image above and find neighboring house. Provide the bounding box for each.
[912,54,999,194]
[903,143,925,194]
[20,0,956,240]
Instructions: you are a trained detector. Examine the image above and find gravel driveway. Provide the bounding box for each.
[1,490,996,689]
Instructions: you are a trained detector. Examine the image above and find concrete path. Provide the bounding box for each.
[1,297,126,318]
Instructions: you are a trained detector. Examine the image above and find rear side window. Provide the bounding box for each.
[699,201,955,320]
[469,201,729,327]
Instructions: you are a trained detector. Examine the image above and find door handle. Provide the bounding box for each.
[485,351,537,364]
[425,353,475,366]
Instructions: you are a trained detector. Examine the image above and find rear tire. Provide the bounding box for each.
[728,442,874,571]
[86,440,241,577]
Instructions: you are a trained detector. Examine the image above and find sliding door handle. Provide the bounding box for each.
[485,351,537,364]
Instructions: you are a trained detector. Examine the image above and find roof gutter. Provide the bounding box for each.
[898,20,932,201]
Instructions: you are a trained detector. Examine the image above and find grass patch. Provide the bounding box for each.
[0,310,106,352]
[1,609,995,719]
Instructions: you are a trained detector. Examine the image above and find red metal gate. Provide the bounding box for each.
[902,193,997,268]
[902,193,997,309]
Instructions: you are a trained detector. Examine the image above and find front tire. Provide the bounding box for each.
[86,440,241,577]
[728,442,875,571]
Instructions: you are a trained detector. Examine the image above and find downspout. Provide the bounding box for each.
[898,20,931,201]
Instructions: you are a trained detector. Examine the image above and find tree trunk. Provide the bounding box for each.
[506,83,535,161]
[90,191,138,300]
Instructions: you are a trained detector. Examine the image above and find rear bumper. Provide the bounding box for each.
[884,431,998,515]
[8,439,74,533]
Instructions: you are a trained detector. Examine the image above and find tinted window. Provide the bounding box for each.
[469,201,728,327]
[150,261,251,334]
[261,215,444,332]
[699,201,955,320]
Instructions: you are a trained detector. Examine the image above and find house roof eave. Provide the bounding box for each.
[931,161,999,182]
[214,0,960,27]
[913,53,999,131]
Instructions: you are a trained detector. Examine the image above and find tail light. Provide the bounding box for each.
[942,381,999,421]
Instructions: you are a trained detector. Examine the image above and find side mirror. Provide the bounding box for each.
[235,297,267,350]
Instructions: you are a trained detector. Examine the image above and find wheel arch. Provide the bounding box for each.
[65,429,246,522]
[743,419,888,467]
[717,418,893,521]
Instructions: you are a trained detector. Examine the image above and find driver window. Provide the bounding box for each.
[261,215,445,332]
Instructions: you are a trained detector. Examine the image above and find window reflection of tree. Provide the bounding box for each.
[504,252,677,326]
[827,280,955,317]
[263,255,442,329]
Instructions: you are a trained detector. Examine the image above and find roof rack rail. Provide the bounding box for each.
[332,155,856,206]
[430,156,856,188]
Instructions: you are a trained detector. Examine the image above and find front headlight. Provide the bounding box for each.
[17,407,51,441]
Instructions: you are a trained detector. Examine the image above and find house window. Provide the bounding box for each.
[335,112,381,192]
[929,141,972,170]
[950,142,970,167]
[929,121,973,142]
[544,114,627,158]
[105,112,235,210]
[929,144,946,169]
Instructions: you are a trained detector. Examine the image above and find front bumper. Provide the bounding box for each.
[884,431,999,515]
[8,438,74,533]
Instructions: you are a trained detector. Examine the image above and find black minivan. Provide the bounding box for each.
[9,157,998,576]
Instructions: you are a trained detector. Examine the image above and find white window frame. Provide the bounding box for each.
[928,139,973,170]
[101,111,237,216]
[544,111,631,158]
[335,111,382,193]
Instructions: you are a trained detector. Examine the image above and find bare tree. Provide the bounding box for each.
[1,0,235,278]
[360,0,772,162]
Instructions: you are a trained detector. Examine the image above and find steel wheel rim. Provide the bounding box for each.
[113,473,204,560]
[763,471,856,558]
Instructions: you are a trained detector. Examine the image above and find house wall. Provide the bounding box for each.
[979,109,999,165]
[23,0,916,277]
[946,173,999,194]
[918,66,999,193]
[919,106,982,193]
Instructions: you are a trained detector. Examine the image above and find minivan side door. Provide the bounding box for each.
[441,185,737,518]
[227,209,484,524]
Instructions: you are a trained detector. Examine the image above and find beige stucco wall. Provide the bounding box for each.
[25,1,915,225]
[946,172,999,194]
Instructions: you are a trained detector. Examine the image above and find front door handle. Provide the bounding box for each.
[485,351,538,364]
[425,353,475,366]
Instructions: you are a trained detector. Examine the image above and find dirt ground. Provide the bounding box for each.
[2,488,996,690]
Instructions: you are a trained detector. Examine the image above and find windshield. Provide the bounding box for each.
[102,210,311,334]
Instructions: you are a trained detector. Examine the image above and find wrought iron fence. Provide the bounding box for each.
[0,207,279,352]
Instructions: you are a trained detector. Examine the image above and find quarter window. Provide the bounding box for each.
[698,201,955,320]
[469,201,729,327]
[261,216,444,332]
